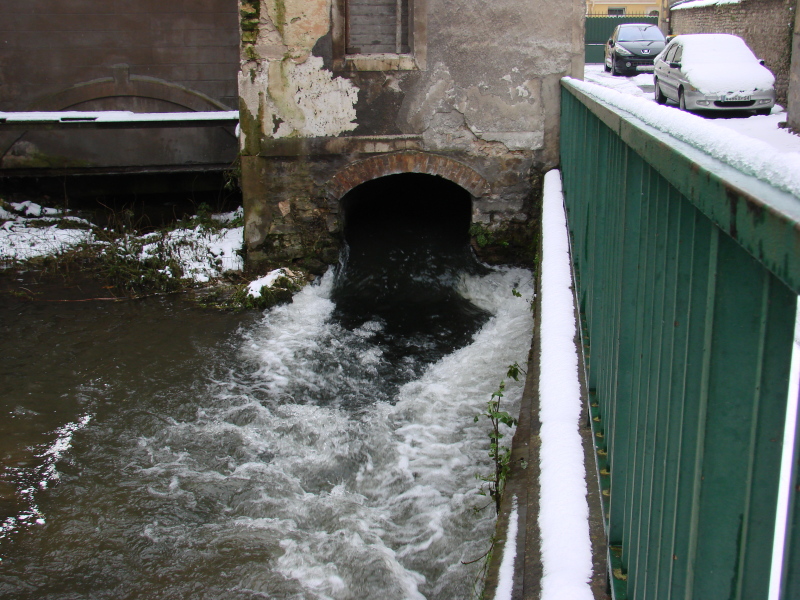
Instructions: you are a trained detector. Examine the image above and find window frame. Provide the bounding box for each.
[332,0,427,71]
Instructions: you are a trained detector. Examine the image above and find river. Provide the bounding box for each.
[0,216,533,599]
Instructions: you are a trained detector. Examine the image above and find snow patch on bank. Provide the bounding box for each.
[0,199,246,283]
[247,268,301,298]
[0,202,94,262]
[539,169,593,599]
[139,225,244,283]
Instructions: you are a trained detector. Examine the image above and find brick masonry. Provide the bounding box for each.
[327,152,491,200]
[669,0,796,106]
[241,146,542,272]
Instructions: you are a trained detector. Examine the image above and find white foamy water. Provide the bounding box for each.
[0,264,532,598]
[131,267,534,599]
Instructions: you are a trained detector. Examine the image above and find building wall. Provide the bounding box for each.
[587,1,661,15]
[788,0,800,131]
[238,0,586,271]
[669,0,795,106]
[0,0,240,172]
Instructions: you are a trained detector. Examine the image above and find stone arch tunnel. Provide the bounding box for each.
[340,172,473,249]
[332,153,484,252]
[242,150,539,272]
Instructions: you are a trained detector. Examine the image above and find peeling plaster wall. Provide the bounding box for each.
[239,0,359,147]
[239,0,585,270]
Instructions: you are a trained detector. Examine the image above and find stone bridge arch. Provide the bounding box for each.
[326,151,491,201]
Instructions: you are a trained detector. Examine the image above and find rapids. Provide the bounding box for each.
[0,188,533,598]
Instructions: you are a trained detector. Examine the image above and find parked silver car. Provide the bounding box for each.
[604,24,666,77]
[653,34,775,115]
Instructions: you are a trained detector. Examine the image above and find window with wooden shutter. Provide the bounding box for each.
[346,0,410,55]
[331,0,425,70]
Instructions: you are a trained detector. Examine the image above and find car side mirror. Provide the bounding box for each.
[669,61,681,69]
[609,40,614,47]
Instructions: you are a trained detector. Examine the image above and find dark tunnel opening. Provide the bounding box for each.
[331,172,492,370]
[341,172,472,246]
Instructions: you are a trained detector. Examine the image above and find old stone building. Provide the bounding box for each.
[238,0,585,271]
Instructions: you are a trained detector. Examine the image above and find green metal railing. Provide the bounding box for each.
[560,79,800,599]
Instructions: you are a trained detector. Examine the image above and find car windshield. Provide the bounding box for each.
[618,26,664,42]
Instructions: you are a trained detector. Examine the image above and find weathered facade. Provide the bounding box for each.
[0,0,239,174]
[238,0,585,271]
[669,0,796,106]
[788,0,800,132]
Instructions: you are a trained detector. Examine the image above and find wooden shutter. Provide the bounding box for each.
[346,0,410,54]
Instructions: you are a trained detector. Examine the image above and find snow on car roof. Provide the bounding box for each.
[670,34,774,93]
[674,33,759,64]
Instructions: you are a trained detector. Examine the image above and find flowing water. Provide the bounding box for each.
[0,201,534,599]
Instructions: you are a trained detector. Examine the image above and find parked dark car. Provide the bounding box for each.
[653,34,775,115]
[604,24,666,76]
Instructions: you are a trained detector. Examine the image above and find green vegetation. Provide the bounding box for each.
[469,223,507,249]
[196,272,301,311]
[475,362,523,515]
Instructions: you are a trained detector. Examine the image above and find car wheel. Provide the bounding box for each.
[611,57,621,76]
[654,80,666,105]
[678,88,687,111]
[604,60,611,73]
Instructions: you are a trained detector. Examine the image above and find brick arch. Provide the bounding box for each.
[326,151,491,200]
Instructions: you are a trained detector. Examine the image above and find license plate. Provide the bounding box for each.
[635,65,654,72]
[721,94,751,101]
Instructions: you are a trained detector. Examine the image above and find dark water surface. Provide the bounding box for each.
[0,185,533,599]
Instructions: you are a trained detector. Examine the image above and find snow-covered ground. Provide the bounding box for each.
[137,215,244,283]
[0,201,245,284]
[0,202,95,263]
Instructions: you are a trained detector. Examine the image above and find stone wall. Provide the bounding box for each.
[669,0,796,106]
[788,0,800,131]
[238,0,586,271]
[0,0,240,172]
